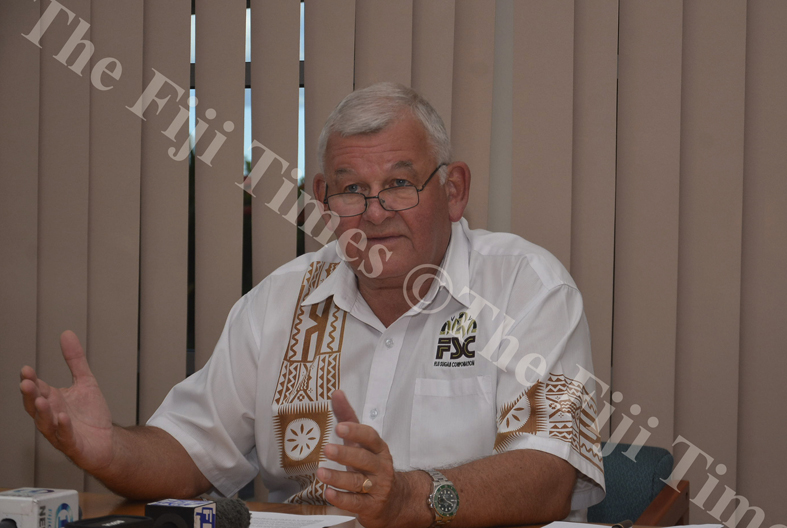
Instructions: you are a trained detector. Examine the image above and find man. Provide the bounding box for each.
[20,83,604,528]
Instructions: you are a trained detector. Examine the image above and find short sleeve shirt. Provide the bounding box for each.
[148,218,606,511]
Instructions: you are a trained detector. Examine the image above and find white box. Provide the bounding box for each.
[0,488,79,528]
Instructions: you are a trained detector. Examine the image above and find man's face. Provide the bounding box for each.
[315,117,459,286]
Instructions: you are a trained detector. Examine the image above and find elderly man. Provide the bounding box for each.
[20,83,604,528]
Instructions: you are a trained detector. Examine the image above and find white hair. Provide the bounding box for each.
[317,82,452,182]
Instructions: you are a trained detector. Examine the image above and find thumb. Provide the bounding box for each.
[330,389,361,457]
[60,330,94,383]
[330,389,360,424]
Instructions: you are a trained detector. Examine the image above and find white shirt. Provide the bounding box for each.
[149,218,606,511]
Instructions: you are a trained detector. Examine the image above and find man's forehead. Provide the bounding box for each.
[331,159,418,179]
[323,116,432,168]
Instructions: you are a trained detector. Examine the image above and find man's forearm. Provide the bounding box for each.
[92,425,211,501]
[409,449,576,528]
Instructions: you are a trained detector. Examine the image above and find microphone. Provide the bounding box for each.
[0,488,79,528]
[144,499,249,528]
[213,499,249,528]
[144,500,215,528]
[64,496,249,528]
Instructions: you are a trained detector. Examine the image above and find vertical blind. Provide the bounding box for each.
[1,0,785,524]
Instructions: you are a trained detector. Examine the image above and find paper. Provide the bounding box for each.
[544,522,723,528]
[543,523,608,528]
[249,510,355,528]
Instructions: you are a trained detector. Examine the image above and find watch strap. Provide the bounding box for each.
[425,468,451,486]
[424,469,457,527]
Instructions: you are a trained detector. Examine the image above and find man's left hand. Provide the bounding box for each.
[319,391,430,528]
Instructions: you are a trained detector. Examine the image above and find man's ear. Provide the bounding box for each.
[314,174,326,203]
[443,162,471,222]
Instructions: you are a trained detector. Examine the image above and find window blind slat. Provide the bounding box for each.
[354,0,413,89]
[674,1,747,520]
[412,0,456,143]
[450,0,495,230]
[612,0,683,450]
[0,0,41,488]
[34,0,91,491]
[570,0,619,440]
[738,1,787,523]
[249,0,299,282]
[137,0,191,424]
[85,4,144,467]
[510,0,575,268]
[303,0,356,255]
[193,0,247,370]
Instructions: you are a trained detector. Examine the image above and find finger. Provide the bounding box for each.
[323,443,381,474]
[324,486,366,514]
[54,411,77,456]
[19,376,41,417]
[33,396,60,441]
[331,390,360,424]
[20,365,37,383]
[336,422,388,455]
[34,402,77,457]
[19,365,47,399]
[60,330,94,383]
[316,467,370,494]
[331,390,362,455]
[36,377,52,398]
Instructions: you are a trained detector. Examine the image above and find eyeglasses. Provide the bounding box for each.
[323,163,447,218]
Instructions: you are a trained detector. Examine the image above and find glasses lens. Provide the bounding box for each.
[328,193,366,217]
[326,186,420,217]
[379,187,418,211]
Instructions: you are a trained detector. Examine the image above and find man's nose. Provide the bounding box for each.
[362,195,395,224]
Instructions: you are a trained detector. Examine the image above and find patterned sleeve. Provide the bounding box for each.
[493,281,606,511]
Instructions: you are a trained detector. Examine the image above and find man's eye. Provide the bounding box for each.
[393,179,411,187]
[344,184,361,193]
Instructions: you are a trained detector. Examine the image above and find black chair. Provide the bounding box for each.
[588,442,690,526]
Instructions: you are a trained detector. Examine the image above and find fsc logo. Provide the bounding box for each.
[434,312,477,367]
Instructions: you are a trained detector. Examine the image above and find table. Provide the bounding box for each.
[78,492,362,526]
[7,490,556,528]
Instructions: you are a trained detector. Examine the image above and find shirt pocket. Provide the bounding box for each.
[410,375,496,469]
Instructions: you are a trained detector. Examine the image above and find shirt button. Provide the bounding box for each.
[369,408,379,419]
[384,338,394,348]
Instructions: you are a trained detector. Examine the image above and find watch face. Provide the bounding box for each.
[433,484,459,517]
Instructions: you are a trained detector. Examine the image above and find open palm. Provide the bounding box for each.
[20,330,115,473]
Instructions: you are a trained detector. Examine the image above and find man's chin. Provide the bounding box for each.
[364,235,406,255]
[341,239,406,279]
[347,256,410,283]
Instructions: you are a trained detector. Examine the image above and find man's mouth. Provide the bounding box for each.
[366,232,400,239]
[367,235,402,243]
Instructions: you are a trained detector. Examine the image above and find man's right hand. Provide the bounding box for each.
[19,330,211,500]
[19,330,116,474]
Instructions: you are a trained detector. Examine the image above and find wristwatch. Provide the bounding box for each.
[424,469,459,527]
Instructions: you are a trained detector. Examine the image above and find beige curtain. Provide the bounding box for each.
[1,0,785,524]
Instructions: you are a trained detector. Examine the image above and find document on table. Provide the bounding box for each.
[544,522,722,528]
[249,511,356,528]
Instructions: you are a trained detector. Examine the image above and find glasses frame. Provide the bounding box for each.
[323,163,448,218]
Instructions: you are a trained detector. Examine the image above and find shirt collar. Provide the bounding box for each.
[301,218,473,312]
[301,255,358,312]
[429,218,472,309]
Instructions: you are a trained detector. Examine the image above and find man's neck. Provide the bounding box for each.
[356,279,411,328]
[355,230,452,328]
[357,275,436,328]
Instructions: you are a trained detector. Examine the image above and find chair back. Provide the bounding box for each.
[587,442,674,523]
